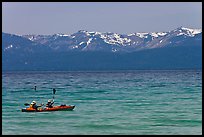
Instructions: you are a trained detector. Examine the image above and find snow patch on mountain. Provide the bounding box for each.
[87,38,93,45]
[56,33,70,37]
[150,32,167,37]
[79,42,84,45]
[72,45,79,49]
[4,44,13,51]
[100,33,131,46]
[135,32,148,38]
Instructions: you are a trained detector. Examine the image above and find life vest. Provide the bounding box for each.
[29,104,33,108]
[46,102,53,108]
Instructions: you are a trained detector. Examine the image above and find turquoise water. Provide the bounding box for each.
[2,70,202,135]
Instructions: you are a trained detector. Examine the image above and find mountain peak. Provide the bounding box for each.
[78,30,88,33]
[176,26,201,32]
[172,26,202,37]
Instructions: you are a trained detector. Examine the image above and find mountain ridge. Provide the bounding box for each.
[3,26,202,53]
[2,26,202,71]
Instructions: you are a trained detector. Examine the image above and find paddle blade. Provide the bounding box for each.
[53,89,56,94]
[24,103,30,106]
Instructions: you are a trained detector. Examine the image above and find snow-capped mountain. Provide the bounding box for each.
[6,26,199,53]
[2,27,202,71]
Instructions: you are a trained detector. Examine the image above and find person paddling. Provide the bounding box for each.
[46,88,56,108]
[46,99,54,108]
[30,101,43,110]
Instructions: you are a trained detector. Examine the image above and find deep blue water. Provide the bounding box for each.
[2,70,202,135]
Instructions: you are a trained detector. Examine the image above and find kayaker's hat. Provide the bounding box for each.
[48,99,52,102]
[32,101,36,104]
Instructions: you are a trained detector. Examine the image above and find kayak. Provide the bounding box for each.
[22,105,75,112]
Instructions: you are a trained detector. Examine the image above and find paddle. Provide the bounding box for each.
[24,103,44,106]
[24,103,30,106]
[53,88,56,100]
[24,86,37,106]
[24,88,56,107]
[52,88,56,104]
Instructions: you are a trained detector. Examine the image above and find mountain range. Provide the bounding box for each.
[2,27,202,71]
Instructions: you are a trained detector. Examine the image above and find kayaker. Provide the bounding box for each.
[30,101,43,110]
[46,99,54,108]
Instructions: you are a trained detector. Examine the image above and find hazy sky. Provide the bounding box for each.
[2,2,202,35]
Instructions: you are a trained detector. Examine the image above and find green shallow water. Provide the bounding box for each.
[2,70,202,135]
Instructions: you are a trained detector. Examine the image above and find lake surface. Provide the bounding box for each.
[2,70,202,135]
